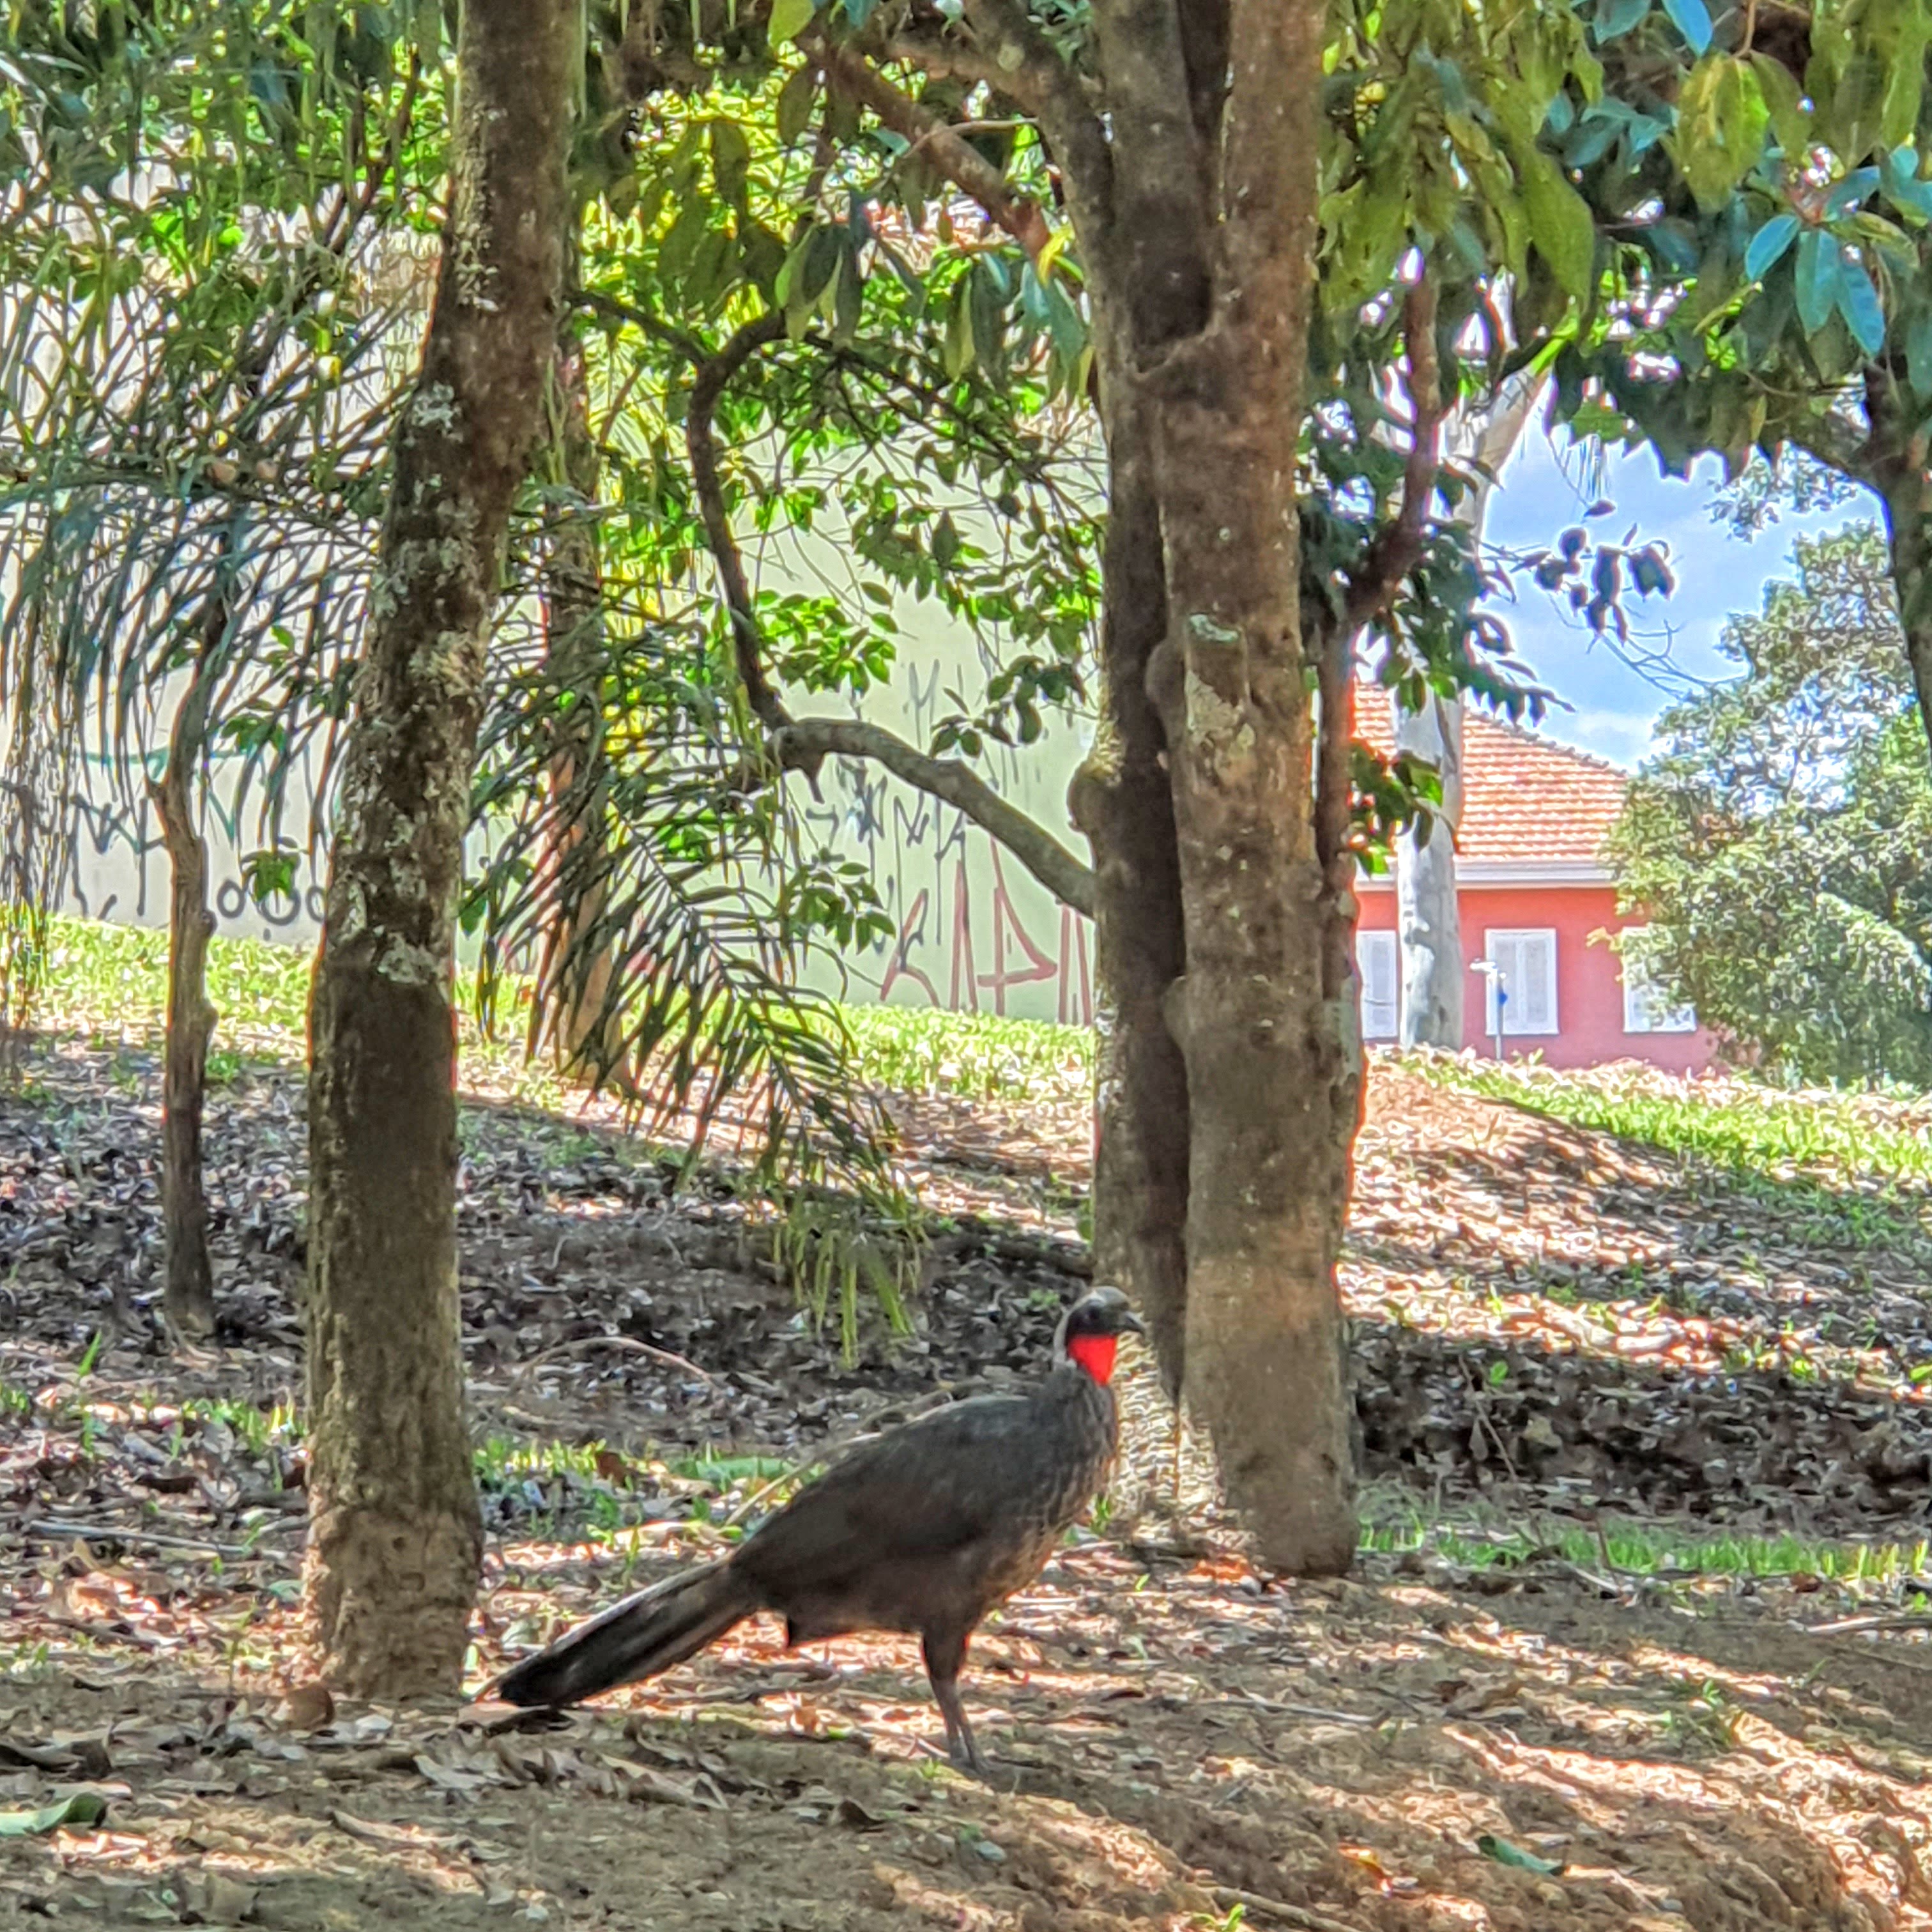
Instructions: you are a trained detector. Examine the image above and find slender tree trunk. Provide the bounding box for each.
[1054,1,1215,1409]
[1392,374,1542,1048]
[528,274,620,1075]
[303,0,575,1697]
[1393,691,1465,1048]
[147,660,218,1341]
[0,595,71,1080]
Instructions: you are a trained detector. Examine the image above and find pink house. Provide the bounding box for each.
[1353,698,1717,1073]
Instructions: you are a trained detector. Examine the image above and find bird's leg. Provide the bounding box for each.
[921,1629,987,1779]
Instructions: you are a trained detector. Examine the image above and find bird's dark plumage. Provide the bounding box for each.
[489,1287,1145,1774]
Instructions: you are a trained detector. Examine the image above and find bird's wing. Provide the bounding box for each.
[735,1395,1037,1592]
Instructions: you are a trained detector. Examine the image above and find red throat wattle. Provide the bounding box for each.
[1066,1333,1118,1385]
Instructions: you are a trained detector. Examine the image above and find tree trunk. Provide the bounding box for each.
[1052,6,1206,1410]
[1866,371,1932,751]
[147,661,218,1342]
[1039,0,1357,1565]
[1066,379,1190,1396]
[1393,693,1466,1049]
[303,0,576,1698]
[1136,0,1352,1576]
[528,279,621,1076]
[1392,374,1543,1049]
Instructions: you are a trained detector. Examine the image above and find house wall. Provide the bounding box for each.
[1356,881,1717,1073]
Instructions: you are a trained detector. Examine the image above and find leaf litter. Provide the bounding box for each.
[3,1038,1932,1922]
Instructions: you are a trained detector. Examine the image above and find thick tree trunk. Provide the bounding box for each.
[1150,8,1354,1572]
[1866,372,1932,750]
[303,0,575,1697]
[528,293,620,1076]
[148,664,218,1341]
[1056,1,1213,1407]
[1066,379,1190,1396]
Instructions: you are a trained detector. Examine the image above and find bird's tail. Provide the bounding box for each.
[490,1559,755,1708]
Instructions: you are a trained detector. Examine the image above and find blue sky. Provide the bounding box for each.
[1481,433,1874,769]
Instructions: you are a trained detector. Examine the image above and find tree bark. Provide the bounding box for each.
[1066,387,1190,1398]
[1050,16,1198,1401]
[1096,0,1356,1571]
[303,0,576,1698]
[1863,369,1932,755]
[148,659,218,1342]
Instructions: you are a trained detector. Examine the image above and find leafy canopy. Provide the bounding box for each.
[1613,525,1932,1085]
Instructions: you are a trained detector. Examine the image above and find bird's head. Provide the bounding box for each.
[1055,1285,1146,1386]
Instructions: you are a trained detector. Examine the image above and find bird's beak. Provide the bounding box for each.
[1119,1310,1147,1338]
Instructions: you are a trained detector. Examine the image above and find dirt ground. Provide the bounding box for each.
[4,1038,1932,1928]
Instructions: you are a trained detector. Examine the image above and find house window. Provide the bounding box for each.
[1620,928,1697,1033]
[1482,929,1558,1036]
[1356,929,1399,1040]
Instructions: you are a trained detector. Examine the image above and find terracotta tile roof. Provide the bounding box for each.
[1354,686,1629,866]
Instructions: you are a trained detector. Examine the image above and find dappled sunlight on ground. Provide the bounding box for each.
[10,1031,1932,1921]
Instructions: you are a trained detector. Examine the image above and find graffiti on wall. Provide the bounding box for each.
[61,749,329,944]
[58,652,1098,1025]
[797,663,1095,1027]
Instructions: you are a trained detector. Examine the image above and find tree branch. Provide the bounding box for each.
[684,312,791,731]
[1342,273,1446,633]
[578,288,709,366]
[813,36,1052,264]
[772,716,1095,917]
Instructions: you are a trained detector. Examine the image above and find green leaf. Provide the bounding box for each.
[1592,0,1651,40]
[1672,56,1769,210]
[1907,312,1932,395]
[1477,1834,1567,1876]
[769,0,815,43]
[1795,226,1843,332]
[1744,213,1800,279]
[709,119,752,210]
[1882,13,1929,150]
[1751,53,1812,157]
[0,1793,108,1837]
[1522,154,1596,300]
[1838,256,1887,355]
[942,292,976,378]
[775,65,818,146]
[1660,0,1712,54]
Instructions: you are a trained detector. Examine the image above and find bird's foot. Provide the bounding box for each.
[912,1735,995,1784]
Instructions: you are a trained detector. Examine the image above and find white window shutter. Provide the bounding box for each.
[1357,930,1398,1039]
[1483,930,1558,1036]
[1517,933,1556,1033]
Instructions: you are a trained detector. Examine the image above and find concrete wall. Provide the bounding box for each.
[52,532,1103,1026]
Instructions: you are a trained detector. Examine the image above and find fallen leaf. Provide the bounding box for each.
[0,1791,108,1836]
[1476,1833,1566,1877]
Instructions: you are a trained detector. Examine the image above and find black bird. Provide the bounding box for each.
[490,1286,1145,1775]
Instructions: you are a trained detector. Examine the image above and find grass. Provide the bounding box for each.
[837,1003,1094,1107]
[1361,1492,1932,1588]
[1411,1052,1932,1251]
[24,915,1097,1110]
[1413,1052,1932,1188]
